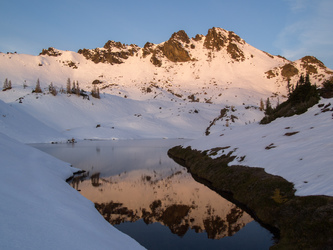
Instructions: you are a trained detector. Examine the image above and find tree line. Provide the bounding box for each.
[2,77,100,99]
[260,74,320,124]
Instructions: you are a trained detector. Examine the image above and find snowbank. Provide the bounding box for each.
[184,98,333,197]
[0,133,144,250]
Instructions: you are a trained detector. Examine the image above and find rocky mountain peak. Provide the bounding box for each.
[170,30,190,44]
[159,30,192,63]
[103,40,126,50]
[203,27,245,61]
[203,27,228,51]
[300,56,328,74]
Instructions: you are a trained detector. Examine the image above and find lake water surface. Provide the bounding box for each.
[32,139,274,249]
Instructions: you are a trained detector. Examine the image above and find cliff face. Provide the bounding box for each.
[159,30,192,63]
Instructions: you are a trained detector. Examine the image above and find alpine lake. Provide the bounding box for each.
[31,139,274,249]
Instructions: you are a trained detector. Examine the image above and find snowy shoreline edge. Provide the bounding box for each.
[0,133,145,250]
[168,145,333,249]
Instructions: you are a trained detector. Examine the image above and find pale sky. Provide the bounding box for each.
[1,0,332,69]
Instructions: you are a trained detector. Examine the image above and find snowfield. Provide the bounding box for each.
[0,133,145,250]
[184,97,333,197]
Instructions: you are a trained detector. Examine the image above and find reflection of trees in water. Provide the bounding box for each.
[95,202,139,224]
[91,172,100,187]
[203,207,244,239]
[226,207,245,236]
[95,199,246,239]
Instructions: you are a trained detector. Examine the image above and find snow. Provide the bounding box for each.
[0,133,145,250]
[0,33,332,249]
[184,97,333,196]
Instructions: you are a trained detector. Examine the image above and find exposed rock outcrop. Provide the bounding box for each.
[78,41,139,64]
[203,27,245,61]
[39,47,62,57]
[159,30,192,63]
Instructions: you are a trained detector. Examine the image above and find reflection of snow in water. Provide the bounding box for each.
[80,167,252,240]
[33,139,273,248]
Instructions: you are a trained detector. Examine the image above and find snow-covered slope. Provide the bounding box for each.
[0,133,144,250]
[183,97,333,197]
[1,27,331,141]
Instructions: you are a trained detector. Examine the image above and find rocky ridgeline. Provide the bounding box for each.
[265,55,333,82]
[73,27,250,67]
[37,27,333,89]
[77,41,140,64]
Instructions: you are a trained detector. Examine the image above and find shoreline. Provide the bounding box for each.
[168,145,333,249]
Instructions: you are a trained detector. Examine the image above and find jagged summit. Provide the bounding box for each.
[74,27,250,66]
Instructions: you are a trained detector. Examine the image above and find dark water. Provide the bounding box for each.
[32,139,274,249]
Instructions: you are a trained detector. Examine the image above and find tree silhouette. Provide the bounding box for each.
[34,78,42,93]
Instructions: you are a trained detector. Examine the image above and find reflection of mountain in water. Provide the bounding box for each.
[76,167,252,239]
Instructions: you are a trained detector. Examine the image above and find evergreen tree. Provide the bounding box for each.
[66,78,71,94]
[2,78,12,91]
[3,78,8,90]
[91,85,101,99]
[34,78,42,93]
[49,82,57,96]
[287,79,292,95]
[265,97,273,115]
[76,81,80,96]
[298,74,305,85]
[259,98,264,111]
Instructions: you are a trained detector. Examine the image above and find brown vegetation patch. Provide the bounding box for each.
[281,63,299,80]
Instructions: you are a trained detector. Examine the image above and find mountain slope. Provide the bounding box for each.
[181,96,333,196]
[1,27,332,141]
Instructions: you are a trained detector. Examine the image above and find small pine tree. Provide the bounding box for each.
[2,78,12,91]
[287,79,292,95]
[259,98,264,111]
[66,78,71,94]
[265,97,273,115]
[91,85,100,98]
[76,81,80,96]
[3,78,8,90]
[49,82,57,96]
[34,78,42,93]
